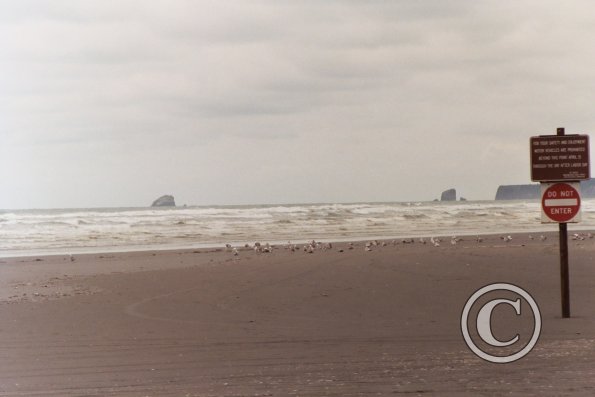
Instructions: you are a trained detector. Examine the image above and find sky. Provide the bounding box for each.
[1,1,595,209]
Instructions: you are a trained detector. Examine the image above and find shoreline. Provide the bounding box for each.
[2,227,595,259]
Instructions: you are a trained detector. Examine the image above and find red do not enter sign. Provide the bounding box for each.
[541,182,581,223]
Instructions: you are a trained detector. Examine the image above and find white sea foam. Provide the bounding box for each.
[1,200,594,257]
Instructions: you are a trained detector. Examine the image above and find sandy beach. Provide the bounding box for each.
[1,233,595,396]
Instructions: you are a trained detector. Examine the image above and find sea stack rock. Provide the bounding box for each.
[494,184,539,200]
[440,188,456,201]
[151,195,176,207]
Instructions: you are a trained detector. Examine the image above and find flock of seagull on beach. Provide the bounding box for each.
[224,232,594,256]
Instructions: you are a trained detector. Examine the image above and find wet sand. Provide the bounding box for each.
[1,233,595,396]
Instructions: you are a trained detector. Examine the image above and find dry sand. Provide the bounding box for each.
[1,233,595,396]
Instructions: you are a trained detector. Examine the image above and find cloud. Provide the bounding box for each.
[1,1,595,207]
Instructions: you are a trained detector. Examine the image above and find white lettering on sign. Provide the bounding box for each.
[551,208,573,215]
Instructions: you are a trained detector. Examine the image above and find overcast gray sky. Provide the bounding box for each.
[1,1,594,209]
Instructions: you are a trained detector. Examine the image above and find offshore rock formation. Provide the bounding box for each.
[151,195,176,207]
[583,179,595,197]
[495,179,595,200]
[495,184,540,200]
[440,188,456,201]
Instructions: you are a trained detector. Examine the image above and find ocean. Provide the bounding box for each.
[1,200,594,257]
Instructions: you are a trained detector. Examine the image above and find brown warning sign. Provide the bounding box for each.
[530,135,590,182]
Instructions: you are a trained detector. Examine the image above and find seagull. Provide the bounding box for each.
[232,247,239,256]
[540,235,547,241]
[419,238,426,245]
[307,244,314,254]
[348,242,354,250]
[476,236,483,243]
[69,254,75,262]
[528,235,534,240]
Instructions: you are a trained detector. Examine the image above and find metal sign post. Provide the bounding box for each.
[558,127,570,318]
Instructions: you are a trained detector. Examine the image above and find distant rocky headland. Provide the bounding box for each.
[435,179,595,201]
[151,195,176,207]
[495,179,595,200]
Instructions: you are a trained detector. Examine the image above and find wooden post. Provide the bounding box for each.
[557,127,570,318]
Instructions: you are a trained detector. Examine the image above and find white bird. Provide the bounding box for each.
[540,235,547,241]
[307,245,314,254]
[232,247,239,256]
[528,235,534,240]
[69,254,75,262]
[476,236,483,243]
[348,242,354,250]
